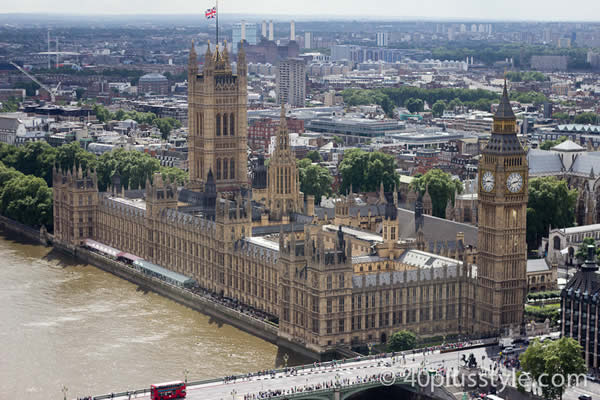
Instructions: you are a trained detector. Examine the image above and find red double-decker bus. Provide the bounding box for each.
[150,381,186,400]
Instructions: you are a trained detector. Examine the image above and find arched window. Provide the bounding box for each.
[223,114,228,136]
[216,159,221,180]
[223,159,228,180]
[230,159,235,179]
[216,113,221,136]
[230,113,235,136]
[553,236,561,250]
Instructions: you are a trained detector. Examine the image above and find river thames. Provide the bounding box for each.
[0,230,302,399]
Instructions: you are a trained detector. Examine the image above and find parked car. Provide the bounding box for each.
[578,394,592,400]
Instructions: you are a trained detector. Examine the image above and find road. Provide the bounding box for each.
[106,343,600,400]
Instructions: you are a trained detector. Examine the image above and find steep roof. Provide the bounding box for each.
[527,149,564,176]
[494,80,515,120]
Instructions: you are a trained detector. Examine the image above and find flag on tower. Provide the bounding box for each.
[205,7,216,19]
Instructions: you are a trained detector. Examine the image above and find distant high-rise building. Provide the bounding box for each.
[471,24,477,33]
[233,22,257,53]
[277,58,306,107]
[269,20,274,41]
[261,20,267,38]
[376,32,389,47]
[290,20,295,42]
[304,32,312,49]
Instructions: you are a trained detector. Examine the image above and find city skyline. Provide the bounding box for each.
[1,0,600,22]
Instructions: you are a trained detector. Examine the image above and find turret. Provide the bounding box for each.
[188,40,198,76]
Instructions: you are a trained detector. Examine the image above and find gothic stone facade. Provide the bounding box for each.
[52,47,525,355]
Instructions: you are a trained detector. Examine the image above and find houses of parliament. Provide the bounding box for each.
[52,41,528,356]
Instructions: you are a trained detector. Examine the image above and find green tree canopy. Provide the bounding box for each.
[432,100,446,117]
[306,150,323,163]
[96,148,161,191]
[55,142,97,173]
[338,149,399,194]
[161,166,188,186]
[575,237,600,261]
[297,160,333,204]
[0,163,53,229]
[405,98,424,113]
[154,117,182,140]
[520,337,586,400]
[411,169,463,218]
[527,176,577,250]
[574,112,599,125]
[539,136,567,151]
[552,112,571,122]
[506,71,549,82]
[388,330,417,351]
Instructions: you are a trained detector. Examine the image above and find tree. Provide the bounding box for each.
[306,150,323,163]
[55,142,97,173]
[0,166,53,230]
[154,117,182,140]
[447,98,463,112]
[75,88,86,100]
[13,141,57,186]
[432,100,446,117]
[527,177,577,250]
[338,149,399,194]
[388,330,417,351]
[96,148,161,191]
[160,166,188,186]
[411,169,462,218]
[405,98,424,113]
[574,112,598,125]
[93,104,113,123]
[539,136,567,150]
[298,161,333,204]
[575,237,600,261]
[520,337,586,400]
[333,136,344,145]
[552,112,570,122]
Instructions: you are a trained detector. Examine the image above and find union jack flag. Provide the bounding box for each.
[205,7,216,19]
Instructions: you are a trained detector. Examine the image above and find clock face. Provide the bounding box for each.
[482,171,495,192]
[507,173,523,193]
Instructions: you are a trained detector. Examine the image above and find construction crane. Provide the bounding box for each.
[9,62,60,103]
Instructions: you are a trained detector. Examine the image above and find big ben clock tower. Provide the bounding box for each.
[477,80,528,335]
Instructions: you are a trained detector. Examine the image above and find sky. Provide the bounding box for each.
[1,0,600,21]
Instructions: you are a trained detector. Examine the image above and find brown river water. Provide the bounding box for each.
[0,230,306,399]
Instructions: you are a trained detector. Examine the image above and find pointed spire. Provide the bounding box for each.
[189,40,198,74]
[495,78,515,120]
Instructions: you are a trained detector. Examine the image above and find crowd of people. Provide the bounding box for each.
[188,286,277,324]
[242,373,392,400]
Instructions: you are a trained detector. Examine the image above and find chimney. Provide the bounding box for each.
[269,20,274,41]
[262,20,267,38]
[290,20,295,41]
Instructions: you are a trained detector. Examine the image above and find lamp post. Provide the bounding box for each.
[283,353,289,368]
[230,389,237,400]
[61,385,68,400]
[184,368,189,384]
[368,343,373,356]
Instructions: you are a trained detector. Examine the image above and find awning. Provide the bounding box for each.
[83,239,121,258]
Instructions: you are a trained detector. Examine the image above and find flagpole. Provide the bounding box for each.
[216,0,219,46]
